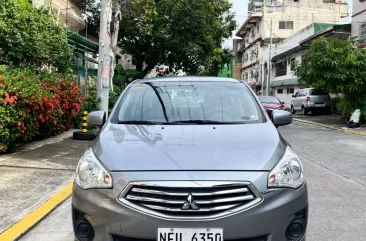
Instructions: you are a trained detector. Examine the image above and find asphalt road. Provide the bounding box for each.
[20,121,366,241]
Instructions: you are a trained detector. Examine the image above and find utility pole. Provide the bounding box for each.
[110,0,122,93]
[260,62,264,95]
[97,0,113,116]
[267,18,272,96]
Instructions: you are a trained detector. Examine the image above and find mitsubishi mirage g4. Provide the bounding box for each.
[72,77,308,241]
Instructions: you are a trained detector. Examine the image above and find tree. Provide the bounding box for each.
[76,0,101,36]
[201,48,233,76]
[118,0,236,75]
[295,37,366,117]
[0,0,73,72]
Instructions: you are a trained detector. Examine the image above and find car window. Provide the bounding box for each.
[294,91,299,97]
[310,89,329,95]
[299,90,304,97]
[112,81,265,124]
[258,96,280,104]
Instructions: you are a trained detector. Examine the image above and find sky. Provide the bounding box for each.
[223,0,353,49]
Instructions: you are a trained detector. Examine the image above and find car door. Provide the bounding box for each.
[293,91,302,110]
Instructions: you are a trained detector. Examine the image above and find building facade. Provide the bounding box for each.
[351,0,366,47]
[235,0,348,94]
[270,23,351,107]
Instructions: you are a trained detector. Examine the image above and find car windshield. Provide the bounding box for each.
[258,96,280,104]
[111,81,265,124]
[310,89,329,95]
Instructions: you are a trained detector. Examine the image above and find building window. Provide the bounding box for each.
[275,60,287,77]
[287,88,294,94]
[290,58,296,71]
[279,21,293,29]
[244,72,248,81]
[277,89,284,94]
[360,23,366,38]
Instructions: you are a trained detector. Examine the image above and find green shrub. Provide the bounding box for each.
[0,0,73,71]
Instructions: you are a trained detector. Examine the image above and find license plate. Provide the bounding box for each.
[315,104,325,107]
[158,228,223,241]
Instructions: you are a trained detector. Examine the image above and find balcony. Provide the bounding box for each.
[248,0,264,12]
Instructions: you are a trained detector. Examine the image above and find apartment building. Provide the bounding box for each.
[235,0,348,94]
[352,0,366,47]
[269,23,351,107]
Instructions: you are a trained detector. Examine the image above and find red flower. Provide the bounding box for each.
[2,100,7,105]
[0,125,3,129]
[0,83,3,88]
[0,146,3,151]
[6,117,10,122]
[21,130,25,134]
[17,122,21,127]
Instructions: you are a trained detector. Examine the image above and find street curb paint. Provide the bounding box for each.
[0,183,73,241]
[293,118,366,137]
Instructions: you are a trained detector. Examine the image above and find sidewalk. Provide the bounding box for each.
[0,130,90,237]
[293,114,366,136]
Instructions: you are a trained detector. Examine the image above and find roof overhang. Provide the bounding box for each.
[272,46,307,62]
[235,14,262,37]
[271,78,298,87]
[299,24,351,47]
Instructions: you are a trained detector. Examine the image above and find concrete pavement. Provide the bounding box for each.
[17,122,366,241]
[0,130,90,235]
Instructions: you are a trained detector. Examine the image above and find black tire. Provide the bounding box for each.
[73,131,96,141]
[291,105,296,114]
[302,106,308,115]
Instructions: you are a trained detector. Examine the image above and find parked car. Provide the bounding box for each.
[258,96,285,117]
[72,77,308,241]
[291,88,331,115]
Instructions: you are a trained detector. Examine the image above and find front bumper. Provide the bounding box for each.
[72,171,308,241]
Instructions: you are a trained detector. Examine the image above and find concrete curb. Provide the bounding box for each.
[293,118,366,137]
[0,183,73,241]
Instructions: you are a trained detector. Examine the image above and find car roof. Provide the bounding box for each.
[134,76,242,84]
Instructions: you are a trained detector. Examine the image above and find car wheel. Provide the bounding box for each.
[291,105,296,114]
[302,106,308,115]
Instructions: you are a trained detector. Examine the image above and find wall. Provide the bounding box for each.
[273,86,301,108]
[351,0,366,38]
[272,23,315,56]
[262,0,348,40]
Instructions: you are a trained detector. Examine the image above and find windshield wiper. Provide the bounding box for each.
[166,120,246,125]
[117,120,166,125]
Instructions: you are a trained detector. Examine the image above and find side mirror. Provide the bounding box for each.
[280,101,285,105]
[272,110,292,127]
[87,111,106,127]
[292,95,295,98]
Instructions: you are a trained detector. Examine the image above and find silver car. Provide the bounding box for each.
[72,77,308,241]
[291,88,331,115]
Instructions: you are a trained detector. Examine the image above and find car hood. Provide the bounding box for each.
[91,122,287,171]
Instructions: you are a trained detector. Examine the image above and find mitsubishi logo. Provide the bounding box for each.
[182,193,199,210]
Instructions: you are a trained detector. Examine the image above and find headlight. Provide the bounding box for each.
[75,148,112,189]
[268,146,304,189]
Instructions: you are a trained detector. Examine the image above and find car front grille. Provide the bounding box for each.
[118,181,262,220]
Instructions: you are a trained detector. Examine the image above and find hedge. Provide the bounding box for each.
[0,68,86,152]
